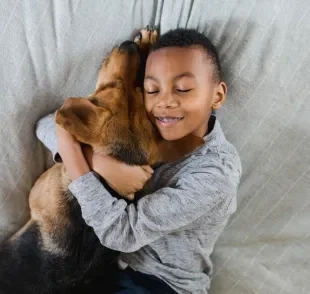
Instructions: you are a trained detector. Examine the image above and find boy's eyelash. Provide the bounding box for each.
[176,89,192,92]
[145,89,193,94]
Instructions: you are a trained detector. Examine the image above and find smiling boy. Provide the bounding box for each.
[36,28,242,293]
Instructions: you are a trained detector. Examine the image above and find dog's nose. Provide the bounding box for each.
[119,40,139,54]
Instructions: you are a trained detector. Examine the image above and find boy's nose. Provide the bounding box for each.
[156,94,178,108]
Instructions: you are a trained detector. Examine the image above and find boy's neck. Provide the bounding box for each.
[157,134,204,163]
[206,115,216,137]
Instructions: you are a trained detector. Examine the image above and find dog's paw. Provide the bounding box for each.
[134,26,158,49]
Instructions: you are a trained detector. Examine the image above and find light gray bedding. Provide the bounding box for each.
[0,1,309,293]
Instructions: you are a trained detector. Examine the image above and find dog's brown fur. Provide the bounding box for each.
[0,27,203,293]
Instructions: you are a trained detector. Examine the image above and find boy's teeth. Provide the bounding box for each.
[157,117,182,122]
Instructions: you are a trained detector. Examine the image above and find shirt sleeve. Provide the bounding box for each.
[36,113,62,163]
[68,156,240,253]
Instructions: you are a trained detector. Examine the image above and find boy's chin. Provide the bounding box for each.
[159,130,185,141]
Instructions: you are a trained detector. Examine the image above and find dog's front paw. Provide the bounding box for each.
[134,26,158,49]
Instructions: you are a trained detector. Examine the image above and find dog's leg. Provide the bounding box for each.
[134,25,158,51]
[133,26,159,90]
[8,220,34,242]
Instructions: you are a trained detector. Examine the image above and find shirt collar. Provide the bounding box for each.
[202,115,226,147]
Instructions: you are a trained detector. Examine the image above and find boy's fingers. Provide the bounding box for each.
[127,193,135,201]
[141,165,154,174]
[145,172,152,181]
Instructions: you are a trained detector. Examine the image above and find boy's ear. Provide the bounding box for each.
[55,97,109,144]
[212,82,227,110]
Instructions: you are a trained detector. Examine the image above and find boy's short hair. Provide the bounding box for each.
[151,28,222,82]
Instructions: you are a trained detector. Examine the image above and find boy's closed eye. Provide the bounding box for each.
[174,79,196,94]
[144,74,196,96]
[175,88,193,93]
[145,89,159,94]
[145,88,194,95]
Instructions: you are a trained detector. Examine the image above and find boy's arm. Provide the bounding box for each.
[68,155,241,253]
[36,113,62,162]
[36,115,151,198]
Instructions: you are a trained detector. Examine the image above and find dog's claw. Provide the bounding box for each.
[134,26,158,47]
[134,32,142,43]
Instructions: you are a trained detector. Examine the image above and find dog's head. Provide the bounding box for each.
[55,40,155,165]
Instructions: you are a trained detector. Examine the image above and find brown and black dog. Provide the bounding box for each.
[0,27,203,294]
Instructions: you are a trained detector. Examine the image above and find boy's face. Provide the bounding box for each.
[144,46,226,141]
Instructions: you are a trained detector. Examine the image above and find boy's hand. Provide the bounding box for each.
[83,146,153,200]
[56,124,91,181]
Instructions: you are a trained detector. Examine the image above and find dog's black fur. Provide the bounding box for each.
[0,184,120,294]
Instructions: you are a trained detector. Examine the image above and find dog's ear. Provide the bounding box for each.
[55,97,110,144]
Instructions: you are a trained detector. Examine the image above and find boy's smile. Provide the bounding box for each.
[144,46,226,141]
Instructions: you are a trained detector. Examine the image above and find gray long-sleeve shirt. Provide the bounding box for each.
[36,114,242,294]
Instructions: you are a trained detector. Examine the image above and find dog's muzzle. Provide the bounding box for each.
[118,40,139,54]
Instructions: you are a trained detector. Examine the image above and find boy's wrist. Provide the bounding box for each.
[61,144,91,181]
[81,146,112,180]
[88,153,121,181]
